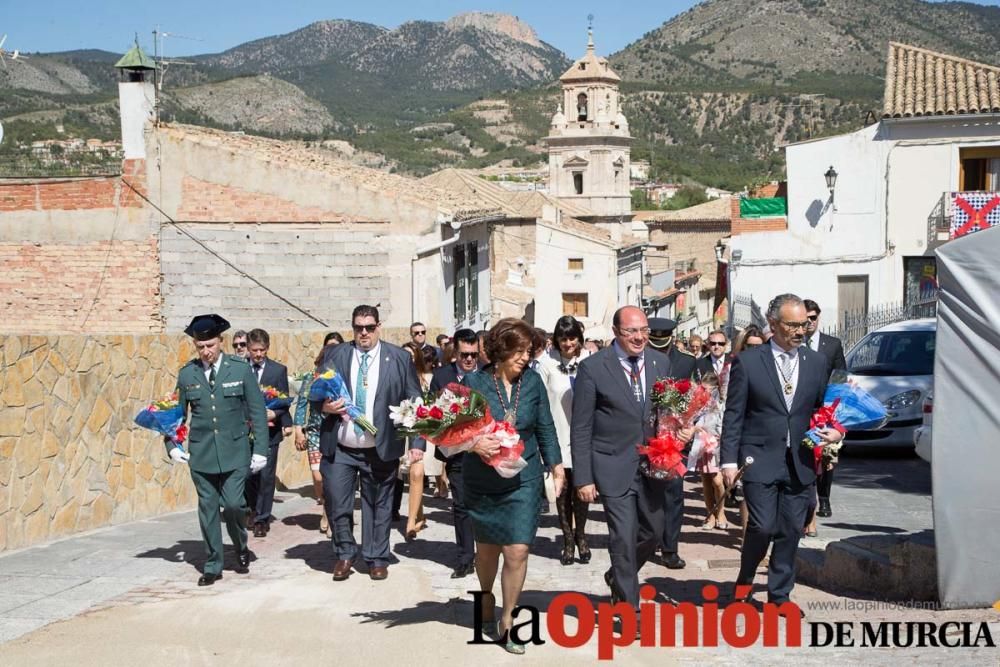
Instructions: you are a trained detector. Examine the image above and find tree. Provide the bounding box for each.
[662,186,709,210]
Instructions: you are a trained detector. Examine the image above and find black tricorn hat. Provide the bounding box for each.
[647,317,678,349]
[184,314,230,341]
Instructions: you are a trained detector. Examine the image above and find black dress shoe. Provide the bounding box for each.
[236,550,251,573]
[663,553,686,570]
[578,548,592,564]
[198,573,222,586]
[450,562,475,579]
[253,522,267,538]
[816,498,832,518]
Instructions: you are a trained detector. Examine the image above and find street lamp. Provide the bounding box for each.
[824,165,838,212]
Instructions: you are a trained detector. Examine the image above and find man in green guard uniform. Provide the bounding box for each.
[167,314,269,586]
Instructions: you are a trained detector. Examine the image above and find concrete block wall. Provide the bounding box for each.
[159,224,391,332]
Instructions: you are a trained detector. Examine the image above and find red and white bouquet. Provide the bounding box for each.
[390,383,527,478]
[637,378,716,480]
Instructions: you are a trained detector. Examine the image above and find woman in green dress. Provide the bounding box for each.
[463,318,566,654]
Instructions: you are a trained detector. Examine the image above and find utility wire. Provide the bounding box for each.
[121,178,330,327]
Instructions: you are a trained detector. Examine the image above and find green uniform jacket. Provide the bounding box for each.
[168,354,269,474]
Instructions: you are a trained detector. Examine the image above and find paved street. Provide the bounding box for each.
[0,452,996,665]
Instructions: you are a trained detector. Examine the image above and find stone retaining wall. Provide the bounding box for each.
[0,329,418,552]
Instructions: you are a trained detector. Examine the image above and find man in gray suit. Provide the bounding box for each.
[571,306,674,612]
[317,304,424,582]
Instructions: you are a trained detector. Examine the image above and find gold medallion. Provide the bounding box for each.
[784,383,793,395]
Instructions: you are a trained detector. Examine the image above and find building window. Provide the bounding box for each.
[568,258,584,271]
[576,93,588,121]
[562,293,589,317]
[453,244,467,321]
[573,172,584,195]
[468,242,479,317]
[960,147,1000,191]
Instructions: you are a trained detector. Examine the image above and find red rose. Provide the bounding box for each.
[449,403,461,414]
[429,406,444,420]
[653,381,666,394]
[416,406,430,418]
[673,379,692,394]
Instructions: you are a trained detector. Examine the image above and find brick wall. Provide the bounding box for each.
[0,240,161,333]
[729,198,788,236]
[177,176,352,222]
[647,221,729,290]
[159,224,390,332]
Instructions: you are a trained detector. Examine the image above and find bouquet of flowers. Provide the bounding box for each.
[637,377,716,480]
[134,392,188,450]
[390,383,527,477]
[260,385,292,411]
[307,367,377,435]
[801,377,888,473]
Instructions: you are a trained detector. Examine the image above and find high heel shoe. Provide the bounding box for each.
[405,518,427,541]
[498,621,526,655]
[559,540,574,566]
[576,538,591,564]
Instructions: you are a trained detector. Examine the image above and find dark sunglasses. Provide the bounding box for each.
[233,341,247,348]
[708,341,726,347]
[412,330,426,335]
[353,324,378,333]
[458,351,478,360]
[806,315,819,321]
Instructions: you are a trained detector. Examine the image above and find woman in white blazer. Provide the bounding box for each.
[536,316,593,565]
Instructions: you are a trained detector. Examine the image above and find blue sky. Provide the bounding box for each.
[2,0,998,59]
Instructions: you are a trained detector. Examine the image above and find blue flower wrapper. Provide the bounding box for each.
[805,382,888,445]
[307,368,377,435]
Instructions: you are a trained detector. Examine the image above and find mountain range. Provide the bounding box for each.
[3,1,1000,189]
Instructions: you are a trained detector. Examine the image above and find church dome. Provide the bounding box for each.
[550,104,566,127]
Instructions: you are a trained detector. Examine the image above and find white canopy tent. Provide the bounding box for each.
[933,225,1000,608]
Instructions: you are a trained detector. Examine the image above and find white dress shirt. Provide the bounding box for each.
[251,358,266,384]
[337,342,381,449]
[612,341,646,396]
[203,356,223,383]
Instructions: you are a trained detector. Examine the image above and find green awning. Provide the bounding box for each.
[740,197,786,218]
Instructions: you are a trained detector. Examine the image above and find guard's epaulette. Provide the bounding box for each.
[226,354,248,364]
[184,357,201,368]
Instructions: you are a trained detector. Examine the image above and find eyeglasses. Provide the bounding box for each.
[617,327,651,336]
[708,341,726,347]
[412,330,426,336]
[458,351,478,360]
[353,324,378,333]
[806,315,819,321]
[233,342,247,348]
[780,321,809,331]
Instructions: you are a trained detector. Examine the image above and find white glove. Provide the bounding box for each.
[169,448,190,464]
[249,454,268,474]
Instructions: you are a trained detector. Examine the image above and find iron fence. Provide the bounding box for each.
[823,298,938,352]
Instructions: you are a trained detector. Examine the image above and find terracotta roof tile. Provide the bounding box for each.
[633,198,731,223]
[882,42,1000,118]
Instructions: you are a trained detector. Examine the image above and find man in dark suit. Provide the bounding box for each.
[803,299,847,521]
[696,330,733,380]
[244,328,292,538]
[318,305,424,582]
[646,317,694,570]
[572,306,675,611]
[428,328,481,578]
[721,294,844,604]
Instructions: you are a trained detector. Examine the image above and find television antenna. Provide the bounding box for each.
[152,27,201,92]
[0,34,29,68]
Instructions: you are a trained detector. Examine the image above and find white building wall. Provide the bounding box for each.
[533,225,616,331]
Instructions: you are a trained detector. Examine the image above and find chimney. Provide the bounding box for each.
[114,37,156,159]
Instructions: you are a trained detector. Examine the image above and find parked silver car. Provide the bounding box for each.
[843,318,936,449]
[914,391,933,463]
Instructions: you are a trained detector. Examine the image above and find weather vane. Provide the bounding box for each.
[587,13,594,31]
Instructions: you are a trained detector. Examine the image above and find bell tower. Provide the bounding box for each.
[545,29,631,219]
[114,37,157,160]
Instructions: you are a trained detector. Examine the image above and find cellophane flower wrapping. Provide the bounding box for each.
[391,384,527,477]
[134,392,188,451]
[308,367,377,435]
[641,378,717,479]
[802,379,888,473]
